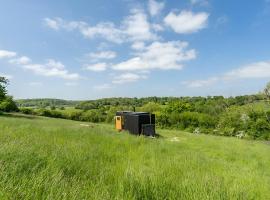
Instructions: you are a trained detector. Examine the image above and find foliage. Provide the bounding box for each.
[16,98,79,108]
[0,96,19,112]
[138,102,161,113]
[20,107,37,115]
[80,110,105,123]
[15,82,270,140]
[0,76,8,101]
[0,77,18,112]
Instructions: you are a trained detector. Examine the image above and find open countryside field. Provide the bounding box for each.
[0,113,269,199]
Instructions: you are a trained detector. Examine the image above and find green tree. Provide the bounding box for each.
[140,102,161,113]
[0,96,19,112]
[0,77,18,112]
[0,77,8,101]
[264,82,270,102]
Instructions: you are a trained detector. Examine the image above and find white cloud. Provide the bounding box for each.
[0,73,13,79]
[131,42,145,50]
[93,83,112,90]
[112,73,147,84]
[9,56,31,65]
[97,42,110,51]
[152,23,164,31]
[0,50,17,59]
[88,51,116,60]
[80,22,124,43]
[44,18,124,43]
[46,59,65,69]
[0,48,81,81]
[148,0,165,16]
[224,61,270,79]
[122,9,158,41]
[84,63,108,72]
[44,18,61,30]
[164,10,209,34]
[190,0,209,6]
[44,17,88,31]
[112,41,196,71]
[44,9,158,43]
[23,59,80,80]
[183,61,270,88]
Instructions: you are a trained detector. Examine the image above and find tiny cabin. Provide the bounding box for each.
[115,111,155,136]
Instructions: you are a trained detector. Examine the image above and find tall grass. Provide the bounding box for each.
[0,114,269,199]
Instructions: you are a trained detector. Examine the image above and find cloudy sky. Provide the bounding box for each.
[0,0,270,99]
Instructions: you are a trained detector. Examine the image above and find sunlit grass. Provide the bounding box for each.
[0,114,269,199]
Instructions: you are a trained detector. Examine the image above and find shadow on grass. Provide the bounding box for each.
[155,133,164,138]
[0,112,37,120]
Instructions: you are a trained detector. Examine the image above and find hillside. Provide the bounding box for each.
[0,113,269,199]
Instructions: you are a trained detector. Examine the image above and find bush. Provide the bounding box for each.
[168,112,216,129]
[0,96,19,112]
[248,118,270,139]
[37,109,63,118]
[105,107,118,123]
[217,106,247,136]
[139,102,161,113]
[62,110,83,121]
[20,108,36,115]
[156,111,170,128]
[80,110,105,123]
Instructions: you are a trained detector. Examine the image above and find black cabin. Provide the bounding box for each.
[115,111,156,136]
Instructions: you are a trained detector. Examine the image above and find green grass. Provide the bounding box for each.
[0,114,269,200]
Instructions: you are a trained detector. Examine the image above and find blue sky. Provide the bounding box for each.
[0,0,270,100]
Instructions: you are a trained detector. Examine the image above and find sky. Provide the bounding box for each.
[0,0,270,100]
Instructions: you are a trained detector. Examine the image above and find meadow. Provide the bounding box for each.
[0,113,269,199]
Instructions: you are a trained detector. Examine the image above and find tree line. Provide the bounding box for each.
[19,93,270,140]
[1,76,270,140]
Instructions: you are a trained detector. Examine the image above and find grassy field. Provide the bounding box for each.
[0,114,269,199]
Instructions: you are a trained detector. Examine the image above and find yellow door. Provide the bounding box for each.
[115,116,122,131]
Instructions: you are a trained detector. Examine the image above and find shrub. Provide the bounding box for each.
[0,96,19,112]
[173,112,216,129]
[139,102,161,113]
[248,118,270,139]
[80,110,105,123]
[63,110,83,121]
[20,108,36,115]
[217,106,247,136]
[37,109,63,118]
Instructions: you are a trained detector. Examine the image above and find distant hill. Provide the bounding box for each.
[16,95,265,109]
[16,98,81,108]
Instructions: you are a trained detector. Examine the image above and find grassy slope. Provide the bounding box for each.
[0,114,269,200]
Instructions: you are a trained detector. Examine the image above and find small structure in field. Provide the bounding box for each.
[115,111,156,137]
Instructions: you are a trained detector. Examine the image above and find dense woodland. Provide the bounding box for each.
[1,76,270,140]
